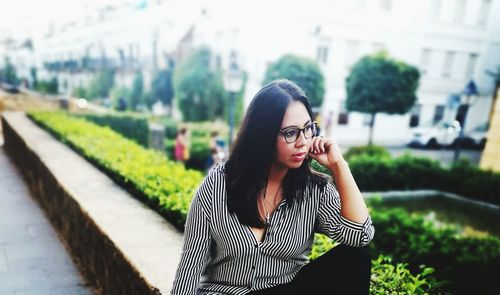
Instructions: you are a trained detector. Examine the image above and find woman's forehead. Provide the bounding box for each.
[281,101,310,128]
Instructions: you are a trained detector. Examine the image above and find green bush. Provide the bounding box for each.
[163,118,178,139]
[36,77,58,94]
[310,234,443,294]
[314,147,500,205]
[28,111,203,229]
[369,256,440,294]
[344,145,391,162]
[369,207,500,294]
[74,113,150,147]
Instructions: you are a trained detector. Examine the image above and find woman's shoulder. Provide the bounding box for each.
[207,163,227,180]
[197,164,227,202]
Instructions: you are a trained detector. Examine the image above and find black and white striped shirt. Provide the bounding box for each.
[171,165,374,295]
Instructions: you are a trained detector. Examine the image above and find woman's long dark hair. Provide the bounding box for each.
[225,79,329,228]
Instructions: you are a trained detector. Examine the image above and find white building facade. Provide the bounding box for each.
[2,0,499,146]
[190,0,500,146]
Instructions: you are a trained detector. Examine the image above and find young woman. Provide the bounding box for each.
[172,79,375,295]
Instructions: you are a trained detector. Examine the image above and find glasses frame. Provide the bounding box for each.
[279,121,318,143]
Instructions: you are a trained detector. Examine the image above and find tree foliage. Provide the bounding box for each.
[87,69,115,100]
[346,51,420,144]
[130,71,144,109]
[263,54,325,108]
[1,57,18,85]
[173,47,227,122]
[150,69,174,107]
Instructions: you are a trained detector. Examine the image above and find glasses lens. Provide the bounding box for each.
[304,124,314,139]
[284,129,299,143]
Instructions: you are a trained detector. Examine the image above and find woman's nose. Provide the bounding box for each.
[295,131,307,147]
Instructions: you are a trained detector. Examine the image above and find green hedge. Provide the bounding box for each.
[28,111,203,229]
[28,111,441,293]
[74,112,150,147]
[312,151,500,205]
[312,235,442,294]
[368,205,500,294]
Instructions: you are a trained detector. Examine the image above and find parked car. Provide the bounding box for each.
[460,123,488,149]
[0,82,20,94]
[408,120,461,148]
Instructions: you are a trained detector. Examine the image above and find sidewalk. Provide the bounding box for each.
[0,140,94,294]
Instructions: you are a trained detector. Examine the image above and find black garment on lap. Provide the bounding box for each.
[247,244,371,295]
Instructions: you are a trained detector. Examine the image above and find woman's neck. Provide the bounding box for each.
[268,162,288,186]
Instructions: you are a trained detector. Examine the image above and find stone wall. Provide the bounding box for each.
[1,112,183,294]
[480,87,500,172]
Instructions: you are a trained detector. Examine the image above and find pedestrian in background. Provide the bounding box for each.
[174,127,189,162]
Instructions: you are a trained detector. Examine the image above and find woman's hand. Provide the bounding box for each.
[307,136,345,168]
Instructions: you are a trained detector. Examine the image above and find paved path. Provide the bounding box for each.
[0,142,94,294]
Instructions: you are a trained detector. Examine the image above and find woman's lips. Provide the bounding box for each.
[291,152,306,162]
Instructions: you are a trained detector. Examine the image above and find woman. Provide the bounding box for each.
[174,128,189,162]
[172,79,374,295]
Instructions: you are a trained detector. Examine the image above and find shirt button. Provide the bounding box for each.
[254,244,258,248]
[251,266,256,269]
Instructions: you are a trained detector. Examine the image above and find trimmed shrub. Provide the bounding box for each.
[28,111,203,229]
[75,112,150,147]
[315,146,500,205]
[311,235,443,294]
[369,207,500,294]
[344,145,391,161]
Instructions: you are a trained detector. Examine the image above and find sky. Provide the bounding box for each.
[0,0,133,40]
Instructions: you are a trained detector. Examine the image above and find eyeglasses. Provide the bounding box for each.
[279,122,317,143]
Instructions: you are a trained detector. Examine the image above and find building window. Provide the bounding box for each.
[433,105,445,124]
[442,51,455,78]
[409,104,421,127]
[453,0,467,24]
[316,45,329,65]
[380,0,392,11]
[420,48,432,75]
[338,100,349,125]
[465,53,478,79]
[477,0,492,25]
[430,0,442,20]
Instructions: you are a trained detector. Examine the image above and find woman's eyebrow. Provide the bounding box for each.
[281,119,311,130]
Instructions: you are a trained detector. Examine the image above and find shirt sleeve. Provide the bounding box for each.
[171,175,213,295]
[315,182,375,247]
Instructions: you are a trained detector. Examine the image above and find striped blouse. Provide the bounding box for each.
[171,165,375,295]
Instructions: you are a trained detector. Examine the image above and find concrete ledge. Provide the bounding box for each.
[1,111,183,294]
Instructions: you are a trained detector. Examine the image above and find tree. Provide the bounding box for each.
[1,57,18,85]
[150,69,174,108]
[30,67,38,89]
[87,69,115,100]
[263,54,325,108]
[346,51,420,145]
[130,71,144,110]
[173,47,226,121]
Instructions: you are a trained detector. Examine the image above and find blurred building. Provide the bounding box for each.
[189,0,500,146]
[1,0,500,147]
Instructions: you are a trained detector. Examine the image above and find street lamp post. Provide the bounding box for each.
[453,80,479,162]
[223,60,244,147]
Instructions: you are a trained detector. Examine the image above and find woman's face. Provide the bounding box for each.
[274,101,313,170]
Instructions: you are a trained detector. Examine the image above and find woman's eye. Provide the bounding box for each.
[285,130,298,139]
